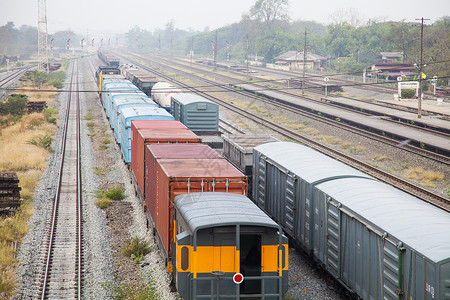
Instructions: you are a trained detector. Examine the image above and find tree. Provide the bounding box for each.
[245,0,290,30]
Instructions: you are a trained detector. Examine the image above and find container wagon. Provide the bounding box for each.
[145,156,247,272]
[117,107,174,162]
[170,93,219,132]
[130,121,203,202]
[174,192,288,299]
[253,142,450,300]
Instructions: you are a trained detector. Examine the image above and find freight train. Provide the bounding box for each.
[98,62,450,300]
[97,65,289,299]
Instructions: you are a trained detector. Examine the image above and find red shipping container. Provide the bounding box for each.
[131,120,188,182]
[131,123,202,202]
[145,158,247,264]
[145,144,222,227]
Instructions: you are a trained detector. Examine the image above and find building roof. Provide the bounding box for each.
[274,51,327,62]
[174,192,279,233]
[379,52,403,58]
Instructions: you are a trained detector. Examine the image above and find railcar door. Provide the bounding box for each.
[240,234,262,295]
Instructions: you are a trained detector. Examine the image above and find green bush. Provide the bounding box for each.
[0,94,28,116]
[27,134,53,152]
[97,187,125,201]
[121,237,151,258]
[42,107,58,124]
[401,89,416,99]
[48,79,63,89]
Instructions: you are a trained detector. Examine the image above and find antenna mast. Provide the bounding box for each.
[38,0,49,73]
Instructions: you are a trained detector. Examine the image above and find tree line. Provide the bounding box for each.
[125,0,449,81]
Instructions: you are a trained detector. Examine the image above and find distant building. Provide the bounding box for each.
[274,51,327,70]
[377,52,404,63]
[367,63,416,80]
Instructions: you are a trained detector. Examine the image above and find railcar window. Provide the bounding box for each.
[181,246,189,271]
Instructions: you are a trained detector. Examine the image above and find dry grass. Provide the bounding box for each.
[340,142,353,149]
[371,154,392,162]
[17,170,42,200]
[405,167,444,184]
[317,135,343,145]
[0,266,18,297]
[0,114,56,171]
[287,123,306,131]
[0,243,16,267]
[249,104,268,115]
[95,198,112,209]
[19,82,58,103]
[348,146,367,154]
[303,127,320,136]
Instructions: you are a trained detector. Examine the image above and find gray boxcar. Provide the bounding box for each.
[253,142,450,299]
[252,142,371,248]
[170,93,219,132]
[315,177,450,300]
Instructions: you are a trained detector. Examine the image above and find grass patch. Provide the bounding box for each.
[121,237,152,260]
[317,135,343,145]
[17,170,42,200]
[42,107,58,124]
[83,112,94,121]
[303,127,320,136]
[102,275,159,300]
[371,154,391,162]
[95,198,112,209]
[97,187,126,201]
[99,144,108,150]
[27,134,53,152]
[348,146,366,154]
[287,123,306,131]
[405,167,444,185]
[0,266,18,298]
[102,138,111,145]
[94,166,107,176]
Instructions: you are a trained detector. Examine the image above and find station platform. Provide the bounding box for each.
[233,83,450,156]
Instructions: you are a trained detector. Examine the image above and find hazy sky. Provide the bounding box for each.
[1,0,448,35]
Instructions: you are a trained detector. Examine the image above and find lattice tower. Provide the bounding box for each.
[38,0,49,72]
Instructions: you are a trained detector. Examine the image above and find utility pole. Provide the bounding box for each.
[246,34,249,78]
[213,30,217,71]
[38,0,49,73]
[158,34,161,55]
[301,30,307,95]
[190,36,193,64]
[415,17,430,118]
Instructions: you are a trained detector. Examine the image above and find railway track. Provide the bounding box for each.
[126,52,450,165]
[40,59,82,299]
[119,52,450,212]
[0,66,33,99]
[172,56,450,122]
